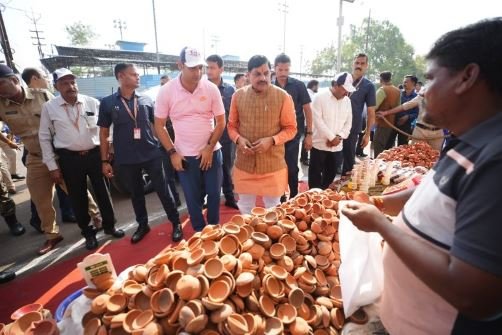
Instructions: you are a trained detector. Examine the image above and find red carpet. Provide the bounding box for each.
[0,182,308,323]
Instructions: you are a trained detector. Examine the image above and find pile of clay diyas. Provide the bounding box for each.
[81,189,369,335]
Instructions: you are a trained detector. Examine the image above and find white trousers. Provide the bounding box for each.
[237,194,281,215]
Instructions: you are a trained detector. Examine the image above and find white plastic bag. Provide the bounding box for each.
[338,201,384,317]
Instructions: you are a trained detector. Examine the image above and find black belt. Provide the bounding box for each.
[56,146,99,156]
[416,123,441,131]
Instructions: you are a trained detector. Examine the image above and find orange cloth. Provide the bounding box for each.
[228,85,297,197]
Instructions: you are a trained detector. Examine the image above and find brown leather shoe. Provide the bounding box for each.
[38,235,64,255]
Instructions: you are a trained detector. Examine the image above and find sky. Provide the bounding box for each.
[1,0,501,73]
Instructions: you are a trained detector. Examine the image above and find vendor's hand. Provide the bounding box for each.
[7,141,19,150]
[360,132,370,148]
[326,136,342,147]
[102,162,114,178]
[341,201,389,233]
[237,136,255,156]
[251,137,274,154]
[397,116,409,127]
[376,111,387,118]
[198,145,213,171]
[170,152,186,171]
[303,135,313,151]
[50,169,64,184]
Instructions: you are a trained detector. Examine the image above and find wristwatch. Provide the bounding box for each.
[305,131,313,135]
[101,160,110,164]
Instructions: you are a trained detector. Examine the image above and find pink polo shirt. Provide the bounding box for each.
[155,76,225,156]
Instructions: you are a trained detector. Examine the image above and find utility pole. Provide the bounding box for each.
[152,0,160,74]
[365,8,371,52]
[336,0,355,73]
[278,0,288,53]
[114,19,127,40]
[0,6,16,71]
[27,10,45,58]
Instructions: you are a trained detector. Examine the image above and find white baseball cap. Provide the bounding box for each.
[52,68,76,83]
[180,47,207,67]
[334,72,356,93]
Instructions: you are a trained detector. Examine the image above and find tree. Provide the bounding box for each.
[309,19,426,83]
[65,21,97,46]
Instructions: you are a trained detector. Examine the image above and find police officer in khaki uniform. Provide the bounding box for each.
[0,64,63,254]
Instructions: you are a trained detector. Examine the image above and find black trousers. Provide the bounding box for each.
[342,131,358,175]
[220,137,235,201]
[285,132,302,198]
[308,148,343,190]
[115,156,180,227]
[57,147,115,236]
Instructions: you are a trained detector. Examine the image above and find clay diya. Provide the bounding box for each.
[176,275,201,300]
[9,311,43,335]
[276,303,297,324]
[204,258,224,279]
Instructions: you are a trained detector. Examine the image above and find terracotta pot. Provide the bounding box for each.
[82,317,101,335]
[123,309,141,333]
[227,313,249,335]
[251,207,267,217]
[208,280,231,303]
[276,303,297,324]
[349,308,369,325]
[10,304,43,321]
[106,293,127,314]
[204,257,224,279]
[176,275,201,300]
[25,319,59,335]
[9,311,43,335]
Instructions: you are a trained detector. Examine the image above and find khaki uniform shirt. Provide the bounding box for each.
[0,87,54,156]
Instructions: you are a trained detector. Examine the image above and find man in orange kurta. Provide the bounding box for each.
[227,55,297,214]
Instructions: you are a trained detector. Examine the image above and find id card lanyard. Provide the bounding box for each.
[63,103,81,132]
[120,97,141,139]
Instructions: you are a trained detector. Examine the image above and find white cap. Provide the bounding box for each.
[52,68,76,83]
[334,72,356,93]
[180,47,207,67]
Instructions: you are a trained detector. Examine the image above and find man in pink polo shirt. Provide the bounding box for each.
[154,46,225,231]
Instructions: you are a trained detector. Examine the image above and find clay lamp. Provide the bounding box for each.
[276,303,297,325]
[147,264,169,289]
[330,284,343,308]
[270,265,288,280]
[10,304,43,321]
[204,258,224,279]
[331,307,345,330]
[9,311,43,335]
[106,293,127,314]
[227,313,249,335]
[209,303,233,324]
[230,214,246,225]
[150,288,175,317]
[258,294,276,318]
[25,319,59,335]
[223,223,241,235]
[185,314,209,334]
[264,275,285,299]
[263,211,278,224]
[201,297,224,311]
[251,232,270,246]
[176,275,201,300]
[289,317,311,335]
[201,240,219,259]
[219,234,241,256]
[164,270,184,292]
[131,309,154,330]
[349,308,369,325]
[109,313,126,329]
[248,243,265,260]
[264,316,283,335]
[187,247,205,266]
[91,294,110,315]
[131,265,148,283]
[140,322,163,335]
[251,207,267,216]
[208,280,231,303]
[278,219,296,232]
[179,304,196,328]
[277,256,295,273]
[236,227,250,244]
[82,317,101,335]
[269,243,286,260]
[264,225,282,241]
[295,197,308,207]
[288,287,305,308]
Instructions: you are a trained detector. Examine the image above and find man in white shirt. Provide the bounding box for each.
[39,68,124,250]
[309,72,353,189]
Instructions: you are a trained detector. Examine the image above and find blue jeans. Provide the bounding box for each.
[116,156,180,227]
[285,132,302,198]
[178,150,223,231]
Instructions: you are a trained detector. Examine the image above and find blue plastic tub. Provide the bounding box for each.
[55,288,83,322]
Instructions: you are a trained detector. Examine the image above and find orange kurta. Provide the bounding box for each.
[228,85,297,197]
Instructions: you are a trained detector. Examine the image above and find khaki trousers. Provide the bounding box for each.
[411,127,444,151]
[26,153,59,239]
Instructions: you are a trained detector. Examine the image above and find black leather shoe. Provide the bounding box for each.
[280,195,287,203]
[131,225,150,244]
[62,215,77,223]
[84,234,98,250]
[7,221,25,236]
[11,174,25,180]
[172,223,183,242]
[224,198,239,210]
[29,218,43,234]
[0,270,16,284]
[175,198,182,207]
[104,228,125,238]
